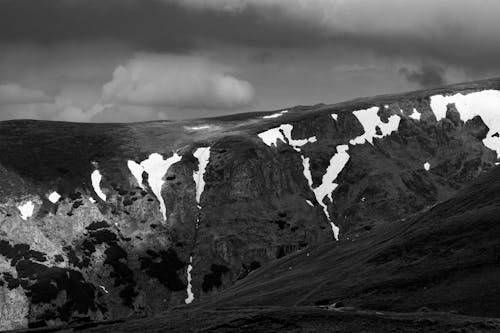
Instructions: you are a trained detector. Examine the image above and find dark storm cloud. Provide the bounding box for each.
[0,0,325,52]
[399,64,446,88]
[2,0,500,75]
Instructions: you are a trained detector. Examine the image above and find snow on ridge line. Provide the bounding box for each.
[18,201,35,220]
[430,90,500,157]
[48,191,61,203]
[262,110,289,119]
[258,127,285,147]
[185,256,194,304]
[193,147,211,204]
[349,106,401,145]
[139,152,182,222]
[258,124,316,152]
[185,125,211,131]
[91,169,107,201]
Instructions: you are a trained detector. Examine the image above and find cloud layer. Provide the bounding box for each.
[0,52,255,122]
[102,54,254,109]
[1,0,500,122]
[0,84,50,105]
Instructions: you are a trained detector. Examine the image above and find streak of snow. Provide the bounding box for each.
[127,160,144,188]
[185,125,211,131]
[305,199,314,207]
[430,90,500,157]
[185,256,194,304]
[100,285,109,294]
[91,170,106,201]
[140,152,182,221]
[301,156,313,187]
[262,110,288,119]
[263,113,283,119]
[193,147,211,204]
[409,108,421,120]
[301,145,350,240]
[18,201,34,220]
[349,107,400,145]
[424,162,430,171]
[48,191,61,203]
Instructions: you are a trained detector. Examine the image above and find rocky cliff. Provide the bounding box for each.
[1,78,500,329]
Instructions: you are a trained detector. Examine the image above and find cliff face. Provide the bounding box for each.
[1,79,500,329]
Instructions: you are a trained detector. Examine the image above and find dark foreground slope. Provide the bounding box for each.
[17,167,500,332]
[2,77,500,329]
[202,166,500,317]
[14,307,500,333]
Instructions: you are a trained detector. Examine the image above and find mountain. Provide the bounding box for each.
[1,78,500,330]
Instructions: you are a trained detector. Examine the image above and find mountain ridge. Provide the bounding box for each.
[1,77,500,330]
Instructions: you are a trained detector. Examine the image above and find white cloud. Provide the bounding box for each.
[0,95,110,122]
[101,53,255,109]
[0,52,256,122]
[0,83,50,105]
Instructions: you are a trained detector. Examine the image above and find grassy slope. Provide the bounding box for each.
[18,307,499,333]
[198,167,500,317]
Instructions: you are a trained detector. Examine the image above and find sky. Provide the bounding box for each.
[1,0,500,122]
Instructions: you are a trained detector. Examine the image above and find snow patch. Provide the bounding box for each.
[18,201,34,220]
[258,124,316,152]
[127,160,144,188]
[331,114,338,121]
[258,127,285,147]
[185,125,211,131]
[301,156,313,187]
[193,147,211,204]
[302,145,350,240]
[140,152,182,221]
[409,108,421,120]
[89,197,96,204]
[91,170,106,201]
[48,191,61,203]
[185,256,194,304]
[424,162,430,171]
[263,110,288,119]
[349,107,400,145]
[430,90,500,157]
